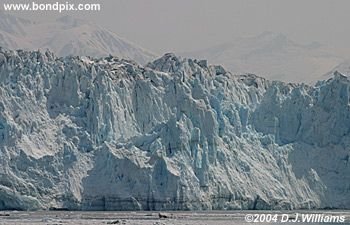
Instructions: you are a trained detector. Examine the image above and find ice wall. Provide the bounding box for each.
[0,50,349,210]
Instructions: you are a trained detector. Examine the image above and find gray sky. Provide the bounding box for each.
[10,0,350,55]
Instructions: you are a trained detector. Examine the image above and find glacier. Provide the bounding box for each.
[0,48,349,211]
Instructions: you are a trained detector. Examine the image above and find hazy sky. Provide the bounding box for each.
[10,0,350,54]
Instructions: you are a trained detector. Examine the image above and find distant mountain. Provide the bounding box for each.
[0,12,33,49]
[181,32,343,83]
[0,11,33,35]
[0,12,156,64]
[321,61,350,81]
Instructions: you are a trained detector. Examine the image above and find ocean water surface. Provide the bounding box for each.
[1,210,350,225]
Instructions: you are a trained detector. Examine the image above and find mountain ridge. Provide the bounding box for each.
[0,13,156,65]
[181,32,343,83]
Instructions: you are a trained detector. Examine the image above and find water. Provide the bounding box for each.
[0,210,350,225]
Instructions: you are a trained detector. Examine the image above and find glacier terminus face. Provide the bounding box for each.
[0,49,349,211]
